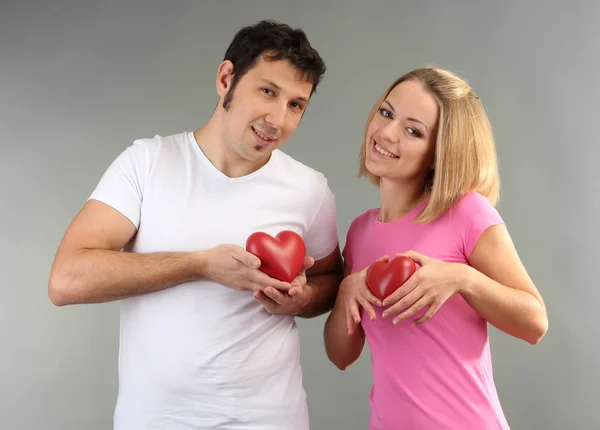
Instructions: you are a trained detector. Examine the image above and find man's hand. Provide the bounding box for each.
[201,244,293,293]
[253,256,315,316]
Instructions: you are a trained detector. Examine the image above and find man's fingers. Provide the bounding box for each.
[263,287,288,305]
[252,272,292,291]
[253,291,278,313]
[233,247,261,269]
[288,286,303,297]
[248,281,266,292]
[302,256,315,271]
[290,256,314,286]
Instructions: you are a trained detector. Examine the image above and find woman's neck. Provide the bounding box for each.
[378,178,427,222]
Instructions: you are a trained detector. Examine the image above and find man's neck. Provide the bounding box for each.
[193,117,268,178]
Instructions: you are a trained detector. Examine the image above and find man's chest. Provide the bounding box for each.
[133,178,315,253]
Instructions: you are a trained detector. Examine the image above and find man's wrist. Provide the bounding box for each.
[191,250,212,281]
[294,282,316,316]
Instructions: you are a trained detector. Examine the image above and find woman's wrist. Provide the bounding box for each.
[458,264,480,298]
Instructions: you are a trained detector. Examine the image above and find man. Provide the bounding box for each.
[49,20,342,430]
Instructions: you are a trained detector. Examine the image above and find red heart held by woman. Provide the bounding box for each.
[245,230,306,283]
[366,256,417,301]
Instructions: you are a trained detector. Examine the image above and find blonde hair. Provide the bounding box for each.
[359,67,500,223]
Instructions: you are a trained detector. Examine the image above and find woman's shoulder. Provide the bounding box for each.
[346,208,379,235]
[450,191,499,219]
[448,191,504,255]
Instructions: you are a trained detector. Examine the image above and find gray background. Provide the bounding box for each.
[1,1,597,429]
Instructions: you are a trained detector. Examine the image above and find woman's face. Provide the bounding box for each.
[365,80,440,185]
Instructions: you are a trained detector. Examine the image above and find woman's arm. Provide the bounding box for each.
[324,263,368,370]
[382,224,548,345]
[460,224,548,344]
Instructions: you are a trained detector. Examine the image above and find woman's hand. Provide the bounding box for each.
[381,251,473,325]
[340,257,388,335]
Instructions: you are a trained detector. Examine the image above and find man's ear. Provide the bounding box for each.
[216,60,234,97]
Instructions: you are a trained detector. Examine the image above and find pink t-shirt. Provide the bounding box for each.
[343,192,510,430]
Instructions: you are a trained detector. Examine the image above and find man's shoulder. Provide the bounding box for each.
[271,149,328,184]
[131,131,189,152]
[121,131,190,166]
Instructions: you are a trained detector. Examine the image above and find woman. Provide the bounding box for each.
[324,67,548,429]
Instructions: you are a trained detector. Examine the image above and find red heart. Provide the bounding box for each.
[366,256,417,301]
[245,230,306,283]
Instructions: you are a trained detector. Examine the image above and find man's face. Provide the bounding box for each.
[219,57,313,164]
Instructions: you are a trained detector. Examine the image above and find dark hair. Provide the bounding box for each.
[222,20,326,110]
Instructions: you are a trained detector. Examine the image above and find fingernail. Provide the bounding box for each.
[376,301,382,307]
[382,313,387,319]
[393,319,399,325]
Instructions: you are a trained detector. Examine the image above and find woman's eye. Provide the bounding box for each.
[407,127,422,138]
[378,108,391,118]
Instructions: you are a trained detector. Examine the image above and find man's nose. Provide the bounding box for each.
[265,102,287,132]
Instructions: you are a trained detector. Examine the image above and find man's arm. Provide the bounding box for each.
[297,245,343,318]
[49,199,292,306]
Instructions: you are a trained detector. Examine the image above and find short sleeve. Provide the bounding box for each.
[451,192,505,258]
[303,181,339,260]
[341,220,356,270]
[88,139,152,229]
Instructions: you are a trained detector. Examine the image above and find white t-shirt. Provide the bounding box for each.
[89,131,339,430]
